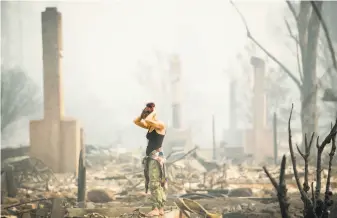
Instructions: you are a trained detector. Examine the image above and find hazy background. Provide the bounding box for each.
[1,0,302,148]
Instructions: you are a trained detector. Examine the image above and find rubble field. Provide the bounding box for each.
[1,147,337,217]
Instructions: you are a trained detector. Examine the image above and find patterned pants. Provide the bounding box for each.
[148,158,166,209]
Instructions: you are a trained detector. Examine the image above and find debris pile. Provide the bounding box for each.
[1,120,337,218]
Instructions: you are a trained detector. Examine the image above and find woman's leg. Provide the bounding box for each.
[147,159,163,216]
[158,186,166,215]
[149,181,164,213]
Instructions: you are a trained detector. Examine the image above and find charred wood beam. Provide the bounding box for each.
[3,198,49,210]
[167,146,199,165]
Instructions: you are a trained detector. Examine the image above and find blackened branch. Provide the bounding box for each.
[286,1,298,20]
[318,120,337,147]
[288,104,311,205]
[311,181,316,208]
[315,135,322,201]
[284,19,299,44]
[278,155,291,218]
[230,0,302,89]
[263,155,291,218]
[322,121,337,217]
[284,18,304,83]
[296,144,305,158]
[304,133,315,194]
[278,104,336,217]
[263,167,278,190]
[308,132,315,153]
[296,133,315,194]
[315,119,337,200]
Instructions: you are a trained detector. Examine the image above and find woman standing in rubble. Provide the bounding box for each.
[133,103,167,216]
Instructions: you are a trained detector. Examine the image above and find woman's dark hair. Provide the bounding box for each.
[141,102,155,119]
[146,102,155,108]
[141,110,151,119]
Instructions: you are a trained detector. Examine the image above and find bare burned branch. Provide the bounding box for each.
[263,155,291,218]
[296,133,315,195]
[286,1,298,20]
[310,1,337,70]
[283,105,336,217]
[296,144,305,158]
[322,122,336,217]
[304,133,315,194]
[278,155,291,218]
[285,19,299,44]
[288,104,329,217]
[315,119,337,200]
[230,0,302,89]
[311,181,316,209]
[263,166,278,190]
[308,132,315,153]
[288,104,311,204]
[296,137,311,194]
[315,135,322,201]
[284,18,304,82]
[318,121,337,147]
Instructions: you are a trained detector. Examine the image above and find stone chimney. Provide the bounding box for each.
[250,56,267,161]
[29,7,81,173]
[250,56,266,130]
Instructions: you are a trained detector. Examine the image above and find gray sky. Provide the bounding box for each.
[3,0,299,147]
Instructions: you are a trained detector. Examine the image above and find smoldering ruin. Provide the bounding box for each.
[1,1,337,218]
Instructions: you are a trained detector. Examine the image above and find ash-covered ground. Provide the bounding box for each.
[1,146,337,218]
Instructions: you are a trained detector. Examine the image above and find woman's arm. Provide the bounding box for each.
[133,116,149,129]
[144,111,165,130]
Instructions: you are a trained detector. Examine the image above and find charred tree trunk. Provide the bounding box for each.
[300,1,322,156]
